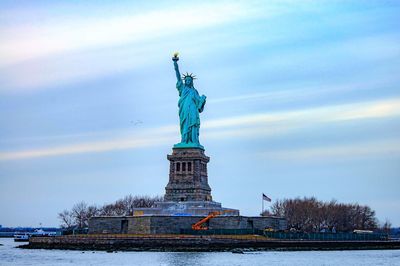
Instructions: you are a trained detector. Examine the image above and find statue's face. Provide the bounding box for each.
[184,77,193,87]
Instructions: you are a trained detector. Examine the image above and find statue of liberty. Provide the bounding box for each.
[172,53,206,149]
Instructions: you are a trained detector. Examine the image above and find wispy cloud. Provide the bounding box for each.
[0,2,255,68]
[2,31,399,94]
[0,135,173,161]
[0,2,267,92]
[204,98,400,130]
[259,139,400,161]
[1,98,399,161]
[208,74,400,105]
[2,1,399,93]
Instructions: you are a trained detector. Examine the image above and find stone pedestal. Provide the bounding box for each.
[126,147,239,217]
[164,148,212,202]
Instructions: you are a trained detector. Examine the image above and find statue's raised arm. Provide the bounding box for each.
[172,52,181,83]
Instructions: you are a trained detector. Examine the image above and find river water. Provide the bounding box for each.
[1,238,399,266]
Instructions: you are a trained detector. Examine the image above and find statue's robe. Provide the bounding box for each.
[176,80,206,144]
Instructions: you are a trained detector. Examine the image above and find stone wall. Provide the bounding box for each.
[89,215,287,234]
[89,217,123,234]
[128,216,151,234]
[148,216,201,234]
[26,235,398,251]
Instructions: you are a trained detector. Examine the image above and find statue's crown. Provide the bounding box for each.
[182,72,196,80]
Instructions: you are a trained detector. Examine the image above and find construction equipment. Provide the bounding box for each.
[191,210,235,230]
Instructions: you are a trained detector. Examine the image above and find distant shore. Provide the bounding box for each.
[19,235,400,252]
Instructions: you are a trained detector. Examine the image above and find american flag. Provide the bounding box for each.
[262,193,271,202]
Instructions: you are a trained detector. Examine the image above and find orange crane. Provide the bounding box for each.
[191,210,235,230]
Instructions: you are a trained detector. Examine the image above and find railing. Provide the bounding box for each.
[180,229,265,235]
[263,231,389,241]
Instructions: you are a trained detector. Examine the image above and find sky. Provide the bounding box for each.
[0,0,399,227]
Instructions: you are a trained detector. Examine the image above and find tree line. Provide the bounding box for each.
[262,197,379,233]
[58,195,163,228]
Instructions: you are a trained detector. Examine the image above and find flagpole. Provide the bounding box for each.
[262,193,264,215]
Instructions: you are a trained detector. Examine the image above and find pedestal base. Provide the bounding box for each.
[130,201,239,216]
[173,142,204,150]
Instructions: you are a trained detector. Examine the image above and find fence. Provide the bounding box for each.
[263,231,388,241]
[180,229,388,241]
[180,229,264,235]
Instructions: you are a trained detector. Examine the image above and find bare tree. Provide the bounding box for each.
[267,197,378,233]
[71,201,88,228]
[86,205,100,219]
[58,195,163,228]
[99,201,125,216]
[98,195,163,216]
[58,210,74,228]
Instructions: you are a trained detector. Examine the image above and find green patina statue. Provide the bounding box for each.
[172,53,206,149]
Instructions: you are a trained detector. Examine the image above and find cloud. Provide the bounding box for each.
[0,2,254,68]
[259,139,400,161]
[208,74,400,105]
[2,1,399,93]
[204,98,400,130]
[0,133,175,161]
[1,98,399,161]
[0,1,269,92]
[330,100,400,121]
[3,31,399,94]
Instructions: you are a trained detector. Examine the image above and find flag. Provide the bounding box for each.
[262,193,271,202]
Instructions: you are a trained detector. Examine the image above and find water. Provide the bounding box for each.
[1,238,399,266]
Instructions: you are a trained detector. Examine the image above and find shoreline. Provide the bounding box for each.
[20,235,400,252]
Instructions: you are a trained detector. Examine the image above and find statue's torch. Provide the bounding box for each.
[172,52,179,61]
